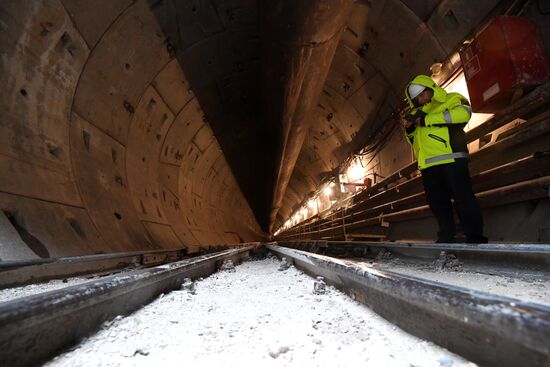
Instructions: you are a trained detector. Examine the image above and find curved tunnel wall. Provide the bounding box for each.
[0,0,263,260]
[275,0,550,241]
[2,0,548,259]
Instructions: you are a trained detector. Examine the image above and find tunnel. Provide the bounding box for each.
[1,0,550,262]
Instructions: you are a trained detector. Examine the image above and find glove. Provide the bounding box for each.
[414,110,427,118]
[404,113,425,127]
[413,110,427,126]
[404,114,417,125]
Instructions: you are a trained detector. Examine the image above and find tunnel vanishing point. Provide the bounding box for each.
[1,0,550,261]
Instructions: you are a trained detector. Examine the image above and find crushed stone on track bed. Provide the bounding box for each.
[47,256,475,367]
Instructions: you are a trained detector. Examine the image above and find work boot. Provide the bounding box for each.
[436,238,456,243]
[436,231,456,243]
[466,235,488,244]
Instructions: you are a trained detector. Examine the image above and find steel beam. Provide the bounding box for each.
[466,81,550,143]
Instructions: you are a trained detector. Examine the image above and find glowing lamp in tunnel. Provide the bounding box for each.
[346,159,366,183]
[323,186,332,196]
[443,73,493,131]
[308,199,317,210]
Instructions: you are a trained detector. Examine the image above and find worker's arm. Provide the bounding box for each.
[424,95,472,127]
[400,110,423,144]
[405,125,416,145]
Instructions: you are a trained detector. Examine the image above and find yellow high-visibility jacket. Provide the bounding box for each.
[404,75,472,170]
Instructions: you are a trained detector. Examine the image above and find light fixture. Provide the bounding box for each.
[443,72,493,132]
[346,158,365,182]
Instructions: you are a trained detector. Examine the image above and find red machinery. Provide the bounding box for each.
[460,16,550,113]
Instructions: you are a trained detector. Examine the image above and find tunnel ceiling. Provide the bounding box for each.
[0,0,504,258]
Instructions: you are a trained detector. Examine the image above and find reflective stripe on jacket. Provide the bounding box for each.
[404,75,471,170]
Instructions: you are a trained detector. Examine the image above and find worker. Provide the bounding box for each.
[401,74,488,244]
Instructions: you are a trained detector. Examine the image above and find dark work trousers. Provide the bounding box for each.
[420,159,486,243]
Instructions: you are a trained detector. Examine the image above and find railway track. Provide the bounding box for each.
[0,244,254,289]
[267,244,550,367]
[0,246,253,366]
[278,240,550,267]
[0,242,548,366]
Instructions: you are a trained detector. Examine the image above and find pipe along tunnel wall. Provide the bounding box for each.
[1,1,550,260]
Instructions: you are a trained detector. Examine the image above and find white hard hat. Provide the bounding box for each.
[408,83,426,99]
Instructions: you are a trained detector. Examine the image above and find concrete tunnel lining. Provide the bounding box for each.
[1,0,264,259]
[1,0,550,260]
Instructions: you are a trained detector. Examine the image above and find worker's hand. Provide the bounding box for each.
[414,110,427,127]
[400,117,412,128]
[400,114,416,128]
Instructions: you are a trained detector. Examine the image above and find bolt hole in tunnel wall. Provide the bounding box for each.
[0,0,265,261]
[275,1,550,243]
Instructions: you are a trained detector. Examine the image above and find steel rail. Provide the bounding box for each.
[267,244,550,367]
[0,244,259,289]
[278,240,550,266]
[0,248,188,289]
[0,246,252,367]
